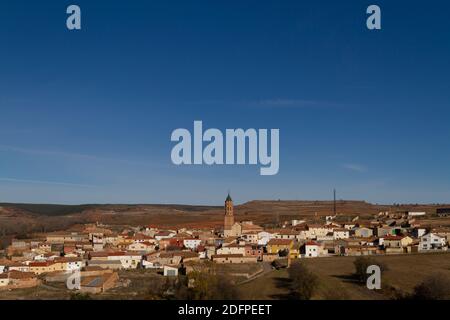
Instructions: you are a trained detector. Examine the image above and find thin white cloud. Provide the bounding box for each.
[252,99,345,109]
[342,163,368,173]
[0,145,99,160]
[0,144,164,168]
[258,99,319,106]
[0,177,97,188]
[186,98,342,109]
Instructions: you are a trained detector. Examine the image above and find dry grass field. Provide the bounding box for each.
[239,252,450,300]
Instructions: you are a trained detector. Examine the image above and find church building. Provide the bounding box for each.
[223,193,242,237]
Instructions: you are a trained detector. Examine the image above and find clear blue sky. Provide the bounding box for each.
[1,0,450,205]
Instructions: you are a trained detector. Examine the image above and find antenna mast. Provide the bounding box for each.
[333,188,336,216]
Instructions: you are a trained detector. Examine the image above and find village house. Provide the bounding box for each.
[291,219,306,227]
[377,226,397,237]
[211,254,257,264]
[304,241,321,258]
[266,239,293,255]
[157,238,172,250]
[127,234,155,244]
[183,238,202,250]
[88,260,123,270]
[316,232,334,241]
[176,251,200,263]
[333,228,350,240]
[381,235,414,254]
[46,232,88,244]
[28,261,66,275]
[241,231,259,244]
[344,223,356,230]
[0,274,9,287]
[337,244,378,256]
[419,233,447,251]
[38,243,52,252]
[274,229,301,240]
[106,252,143,269]
[262,253,279,262]
[197,246,207,259]
[8,262,30,273]
[244,245,263,261]
[54,257,85,271]
[143,252,182,268]
[412,227,427,238]
[436,208,450,217]
[431,227,450,242]
[3,271,39,289]
[127,241,156,253]
[257,231,275,246]
[104,235,121,246]
[79,272,119,294]
[163,265,179,276]
[144,224,159,235]
[200,244,214,258]
[241,221,264,233]
[354,227,374,238]
[289,242,302,259]
[217,244,246,256]
[155,231,176,241]
[307,225,332,239]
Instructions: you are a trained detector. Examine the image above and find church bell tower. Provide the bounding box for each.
[224,193,234,236]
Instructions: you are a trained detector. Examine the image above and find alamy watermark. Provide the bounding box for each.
[366,265,381,290]
[66,271,81,290]
[65,4,381,31]
[170,121,279,175]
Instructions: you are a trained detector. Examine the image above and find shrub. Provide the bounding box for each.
[70,292,92,300]
[186,271,240,300]
[412,273,450,300]
[353,256,388,283]
[288,262,318,300]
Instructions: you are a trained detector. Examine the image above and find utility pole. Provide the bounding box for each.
[333,188,336,216]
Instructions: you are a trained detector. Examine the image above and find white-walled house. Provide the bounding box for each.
[257,231,274,246]
[163,265,179,277]
[305,241,320,258]
[408,212,426,217]
[155,231,176,241]
[107,252,143,269]
[183,239,202,250]
[127,242,156,253]
[66,259,84,271]
[217,244,246,255]
[274,230,301,240]
[316,233,334,241]
[308,225,332,238]
[142,260,162,269]
[333,229,350,240]
[33,254,47,261]
[241,232,259,244]
[419,233,447,251]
